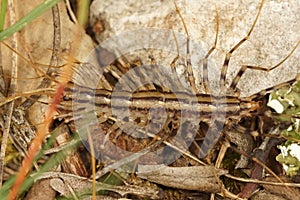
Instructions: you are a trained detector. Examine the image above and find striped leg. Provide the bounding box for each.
[170,30,180,72]
[248,73,300,100]
[201,2,219,94]
[230,41,300,92]
[219,0,265,91]
[173,1,197,93]
[168,33,186,92]
[174,1,219,94]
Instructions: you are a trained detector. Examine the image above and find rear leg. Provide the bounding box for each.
[248,73,300,100]
[230,40,299,93]
[219,0,265,92]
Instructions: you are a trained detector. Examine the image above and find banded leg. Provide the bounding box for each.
[148,55,178,91]
[248,73,300,100]
[219,0,265,91]
[169,30,195,92]
[170,30,180,72]
[174,1,219,94]
[202,1,219,94]
[230,40,300,92]
[173,1,197,93]
[173,1,222,159]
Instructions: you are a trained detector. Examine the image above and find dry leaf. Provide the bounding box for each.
[34,172,164,199]
[137,165,228,193]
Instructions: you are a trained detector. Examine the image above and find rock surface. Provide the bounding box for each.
[90,0,299,97]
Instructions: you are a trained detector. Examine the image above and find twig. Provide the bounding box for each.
[226,174,300,188]
[19,3,61,110]
[0,1,61,161]
[0,88,56,107]
[4,0,61,158]
[8,4,61,199]
[0,0,18,188]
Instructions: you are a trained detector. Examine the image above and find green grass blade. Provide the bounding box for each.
[77,0,90,27]
[0,132,82,199]
[0,0,8,32]
[0,0,61,41]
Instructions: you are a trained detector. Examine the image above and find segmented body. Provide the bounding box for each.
[58,0,299,161]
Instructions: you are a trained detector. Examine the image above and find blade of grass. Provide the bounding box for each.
[0,0,8,31]
[76,0,90,27]
[8,84,66,199]
[0,130,82,199]
[0,0,60,41]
